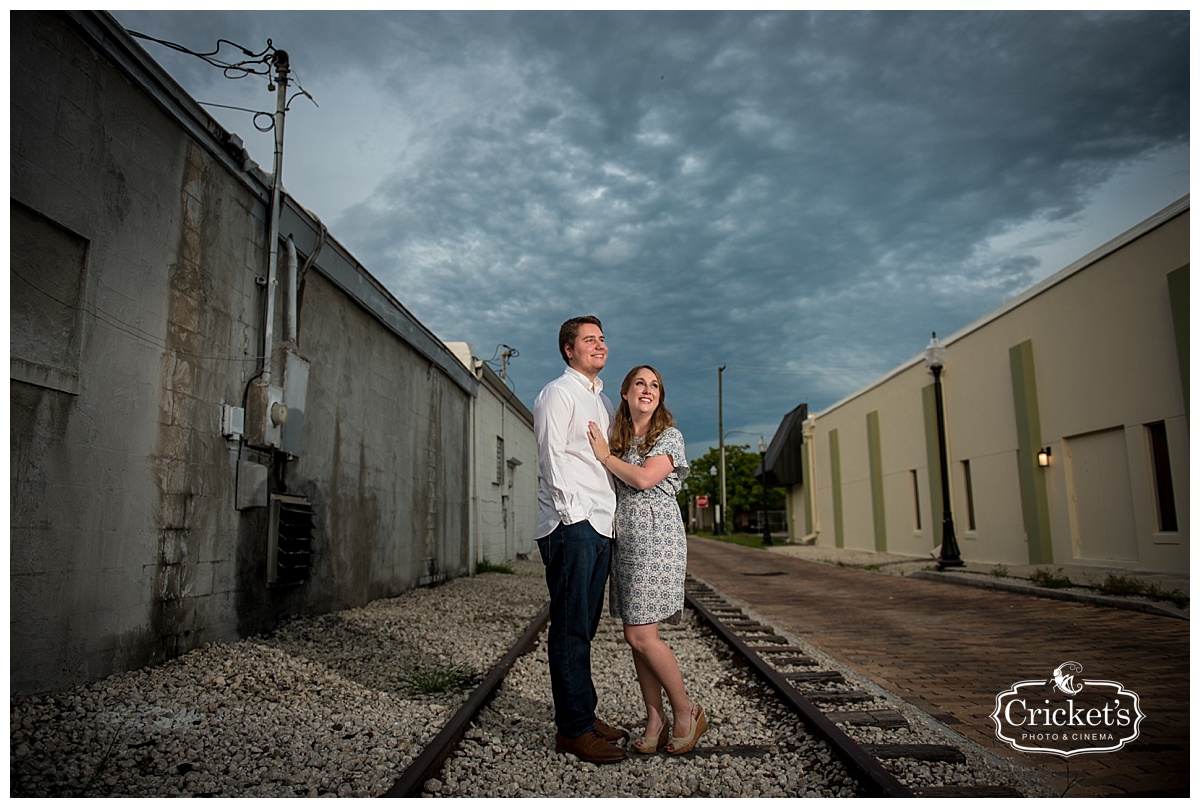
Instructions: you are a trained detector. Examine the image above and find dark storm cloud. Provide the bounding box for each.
[112,9,1189,454]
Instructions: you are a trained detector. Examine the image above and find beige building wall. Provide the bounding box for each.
[789,199,1188,575]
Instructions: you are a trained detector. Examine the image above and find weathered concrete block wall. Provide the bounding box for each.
[10,11,472,694]
[286,269,470,610]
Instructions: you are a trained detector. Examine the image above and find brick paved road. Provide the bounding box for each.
[686,536,1189,797]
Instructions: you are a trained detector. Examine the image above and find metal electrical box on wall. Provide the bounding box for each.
[245,381,286,449]
[281,350,309,456]
[236,451,270,510]
[221,404,245,439]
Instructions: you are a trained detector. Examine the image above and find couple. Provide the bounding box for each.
[533,315,707,765]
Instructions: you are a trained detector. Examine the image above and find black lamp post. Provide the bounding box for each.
[709,464,721,535]
[925,332,963,569]
[758,437,772,546]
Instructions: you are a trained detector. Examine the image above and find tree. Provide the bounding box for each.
[680,444,786,524]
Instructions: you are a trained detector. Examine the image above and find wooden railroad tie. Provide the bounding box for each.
[859,743,966,763]
[829,709,909,729]
[728,621,774,632]
[783,670,845,684]
[801,690,874,704]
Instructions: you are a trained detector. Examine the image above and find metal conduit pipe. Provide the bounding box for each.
[260,50,290,384]
[285,236,298,342]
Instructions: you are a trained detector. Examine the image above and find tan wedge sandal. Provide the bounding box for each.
[666,703,708,755]
[632,721,670,754]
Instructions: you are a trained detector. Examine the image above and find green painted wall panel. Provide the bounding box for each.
[867,410,887,551]
[1009,340,1053,564]
[922,384,943,549]
[801,441,813,535]
[1167,264,1188,417]
[829,429,844,548]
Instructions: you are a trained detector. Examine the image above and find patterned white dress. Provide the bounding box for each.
[609,427,691,625]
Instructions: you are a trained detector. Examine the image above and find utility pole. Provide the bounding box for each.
[260,49,290,386]
[717,364,726,535]
[498,344,517,382]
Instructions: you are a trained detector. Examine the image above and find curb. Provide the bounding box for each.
[907,570,1189,621]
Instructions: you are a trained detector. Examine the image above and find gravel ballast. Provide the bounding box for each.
[10,560,1055,797]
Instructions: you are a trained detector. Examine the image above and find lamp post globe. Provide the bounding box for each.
[925,332,963,569]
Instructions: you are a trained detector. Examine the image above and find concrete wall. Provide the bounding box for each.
[445,343,538,566]
[472,368,537,563]
[787,201,1189,574]
[10,11,475,694]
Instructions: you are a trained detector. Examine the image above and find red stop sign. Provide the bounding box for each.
[696,495,709,508]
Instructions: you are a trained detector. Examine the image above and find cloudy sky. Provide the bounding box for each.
[111,9,1189,459]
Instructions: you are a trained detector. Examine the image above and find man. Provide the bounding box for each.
[533,315,628,764]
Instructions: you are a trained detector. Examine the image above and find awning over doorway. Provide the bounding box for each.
[758,402,807,487]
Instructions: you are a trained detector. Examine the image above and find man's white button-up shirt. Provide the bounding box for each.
[534,366,617,539]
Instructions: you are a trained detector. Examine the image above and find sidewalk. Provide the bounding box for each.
[764,542,1189,620]
[686,537,1190,797]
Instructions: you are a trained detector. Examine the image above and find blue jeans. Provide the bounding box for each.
[536,520,611,738]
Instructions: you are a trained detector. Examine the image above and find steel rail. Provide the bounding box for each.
[386,582,933,797]
[382,604,550,798]
[684,580,914,798]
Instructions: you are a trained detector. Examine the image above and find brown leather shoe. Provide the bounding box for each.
[593,718,630,744]
[555,730,627,764]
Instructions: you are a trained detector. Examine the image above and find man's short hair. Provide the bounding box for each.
[559,315,603,364]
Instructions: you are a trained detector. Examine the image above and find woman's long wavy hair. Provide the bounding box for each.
[610,365,676,458]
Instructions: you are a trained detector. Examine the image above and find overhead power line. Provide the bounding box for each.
[125,29,317,122]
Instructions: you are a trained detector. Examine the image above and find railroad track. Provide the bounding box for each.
[384,575,1033,798]
[681,575,1024,798]
[383,604,550,798]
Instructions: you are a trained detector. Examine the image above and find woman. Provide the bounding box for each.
[586,365,707,755]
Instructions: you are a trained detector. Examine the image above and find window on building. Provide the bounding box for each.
[961,459,976,532]
[910,470,921,531]
[495,437,505,485]
[10,201,88,394]
[1147,421,1178,532]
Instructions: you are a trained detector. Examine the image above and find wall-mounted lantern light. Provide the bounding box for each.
[1037,447,1052,468]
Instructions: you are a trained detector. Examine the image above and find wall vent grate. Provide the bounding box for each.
[268,494,315,585]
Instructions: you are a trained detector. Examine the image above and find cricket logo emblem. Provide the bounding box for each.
[992,662,1144,757]
[1051,661,1084,696]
